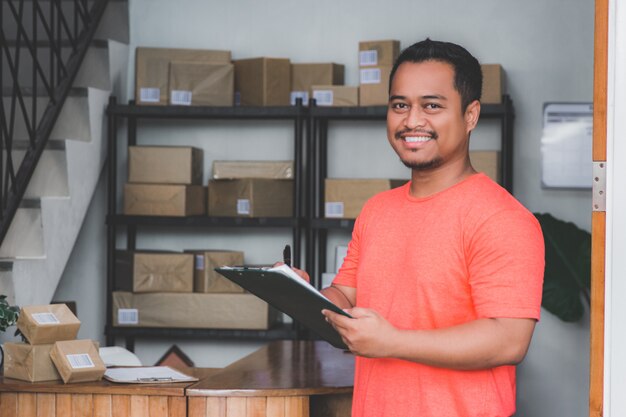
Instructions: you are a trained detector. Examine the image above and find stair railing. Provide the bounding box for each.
[0,0,109,244]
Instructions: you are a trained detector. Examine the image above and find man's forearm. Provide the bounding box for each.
[321,285,354,310]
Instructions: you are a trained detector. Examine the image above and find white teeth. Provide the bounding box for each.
[404,136,431,143]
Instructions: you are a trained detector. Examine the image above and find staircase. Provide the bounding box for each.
[0,0,129,310]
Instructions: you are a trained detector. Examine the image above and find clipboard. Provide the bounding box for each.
[215,264,351,349]
[104,366,199,384]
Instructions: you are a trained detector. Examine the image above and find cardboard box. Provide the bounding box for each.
[50,340,105,384]
[208,179,293,217]
[234,58,291,106]
[135,47,231,105]
[311,85,359,107]
[359,66,392,106]
[290,63,344,105]
[358,40,400,67]
[124,184,206,216]
[112,292,280,330]
[3,343,61,382]
[185,250,245,293]
[169,61,234,106]
[325,179,407,219]
[17,304,80,345]
[115,251,194,293]
[481,64,504,104]
[128,146,203,185]
[470,151,501,183]
[212,160,294,179]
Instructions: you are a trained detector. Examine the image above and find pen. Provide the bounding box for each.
[283,244,291,267]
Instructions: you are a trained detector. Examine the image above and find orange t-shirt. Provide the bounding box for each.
[333,174,544,417]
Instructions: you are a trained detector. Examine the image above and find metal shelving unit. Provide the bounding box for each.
[105,98,306,349]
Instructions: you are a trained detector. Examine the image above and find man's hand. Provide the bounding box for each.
[322,307,399,358]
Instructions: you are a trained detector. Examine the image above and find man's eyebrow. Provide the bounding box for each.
[388,94,448,101]
[388,95,406,101]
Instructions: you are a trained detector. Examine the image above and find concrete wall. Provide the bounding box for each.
[54,0,594,415]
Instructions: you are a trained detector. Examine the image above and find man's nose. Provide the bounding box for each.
[404,107,426,130]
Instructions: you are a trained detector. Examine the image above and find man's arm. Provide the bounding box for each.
[323,308,536,370]
[289,265,356,310]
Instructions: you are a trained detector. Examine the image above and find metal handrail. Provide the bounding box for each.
[0,0,109,244]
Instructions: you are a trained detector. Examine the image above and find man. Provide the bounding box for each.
[298,39,544,416]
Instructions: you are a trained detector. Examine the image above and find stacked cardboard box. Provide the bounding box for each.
[185,250,245,293]
[4,304,105,383]
[481,64,505,104]
[358,40,400,106]
[124,146,206,216]
[234,58,291,106]
[208,161,294,217]
[290,63,344,106]
[325,178,407,219]
[311,85,359,107]
[135,47,233,106]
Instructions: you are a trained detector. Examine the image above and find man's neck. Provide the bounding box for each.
[409,160,476,198]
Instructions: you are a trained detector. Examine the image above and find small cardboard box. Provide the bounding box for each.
[169,61,234,106]
[311,85,359,107]
[470,151,501,183]
[290,63,344,105]
[325,179,407,219]
[359,66,392,106]
[185,250,245,293]
[234,58,291,106]
[112,292,280,330]
[208,179,293,217]
[50,340,105,384]
[128,146,203,185]
[3,343,61,382]
[212,160,294,180]
[17,304,80,345]
[124,184,206,216]
[135,47,231,105]
[358,40,400,67]
[481,64,504,104]
[115,251,194,293]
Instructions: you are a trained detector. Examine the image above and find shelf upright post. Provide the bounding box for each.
[293,99,304,268]
[127,103,137,251]
[105,96,118,347]
[500,95,515,193]
[317,116,329,289]
[306,100,317,283]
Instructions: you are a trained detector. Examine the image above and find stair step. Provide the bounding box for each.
[7,147,70,198]
[2,89,92,142]
[0,207,44,259]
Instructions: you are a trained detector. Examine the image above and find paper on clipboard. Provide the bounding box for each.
[104,366,198,384]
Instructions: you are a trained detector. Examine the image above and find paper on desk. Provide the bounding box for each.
[104,366,198,383]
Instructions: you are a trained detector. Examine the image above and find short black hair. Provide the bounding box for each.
[388,39,483,111]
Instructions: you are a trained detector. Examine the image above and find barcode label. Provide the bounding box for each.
[237,199,251,215]
[32,312,60,325]
[66,354,95,369]
[290,91,309,106]
[360,68,382,84]
[195,254,205,270]
[325,202,344,218]
[234,92,241,106]
[139,87,160,103]
[118,308,139,325]
[313,90,334,106]
[170,90,192,106]
[359,50,378,66]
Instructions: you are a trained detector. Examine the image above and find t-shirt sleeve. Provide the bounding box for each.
[467,209,545,320]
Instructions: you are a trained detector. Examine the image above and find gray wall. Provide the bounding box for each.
[54,0,594,415]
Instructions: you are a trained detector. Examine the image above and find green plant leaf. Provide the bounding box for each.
[534,213,591,322]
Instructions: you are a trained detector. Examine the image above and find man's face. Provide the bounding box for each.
[386,60,479,171]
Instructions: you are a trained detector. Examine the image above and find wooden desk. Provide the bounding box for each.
[187,340,354,417]
[0,368,220,417]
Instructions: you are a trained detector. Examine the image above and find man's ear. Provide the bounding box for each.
[464,100,481,133]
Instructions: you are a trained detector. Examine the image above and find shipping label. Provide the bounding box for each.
[139,87,160,103]
[360,68,382,84]
[325,202,344,218]
[66,353,95,369]
[237,199,251,215]
[170,90,193,106]
[118,308,139,325]
[359,50,378,66]
[290,91,309,106]
[313,90,334,106]
[32,312,60,325]
[195,254,205,270]
[234,92,241,106]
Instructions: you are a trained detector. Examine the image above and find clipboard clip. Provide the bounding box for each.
[137,377,174,382]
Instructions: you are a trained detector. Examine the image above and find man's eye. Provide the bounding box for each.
[425,103,441,109]
[391,102,408,109]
